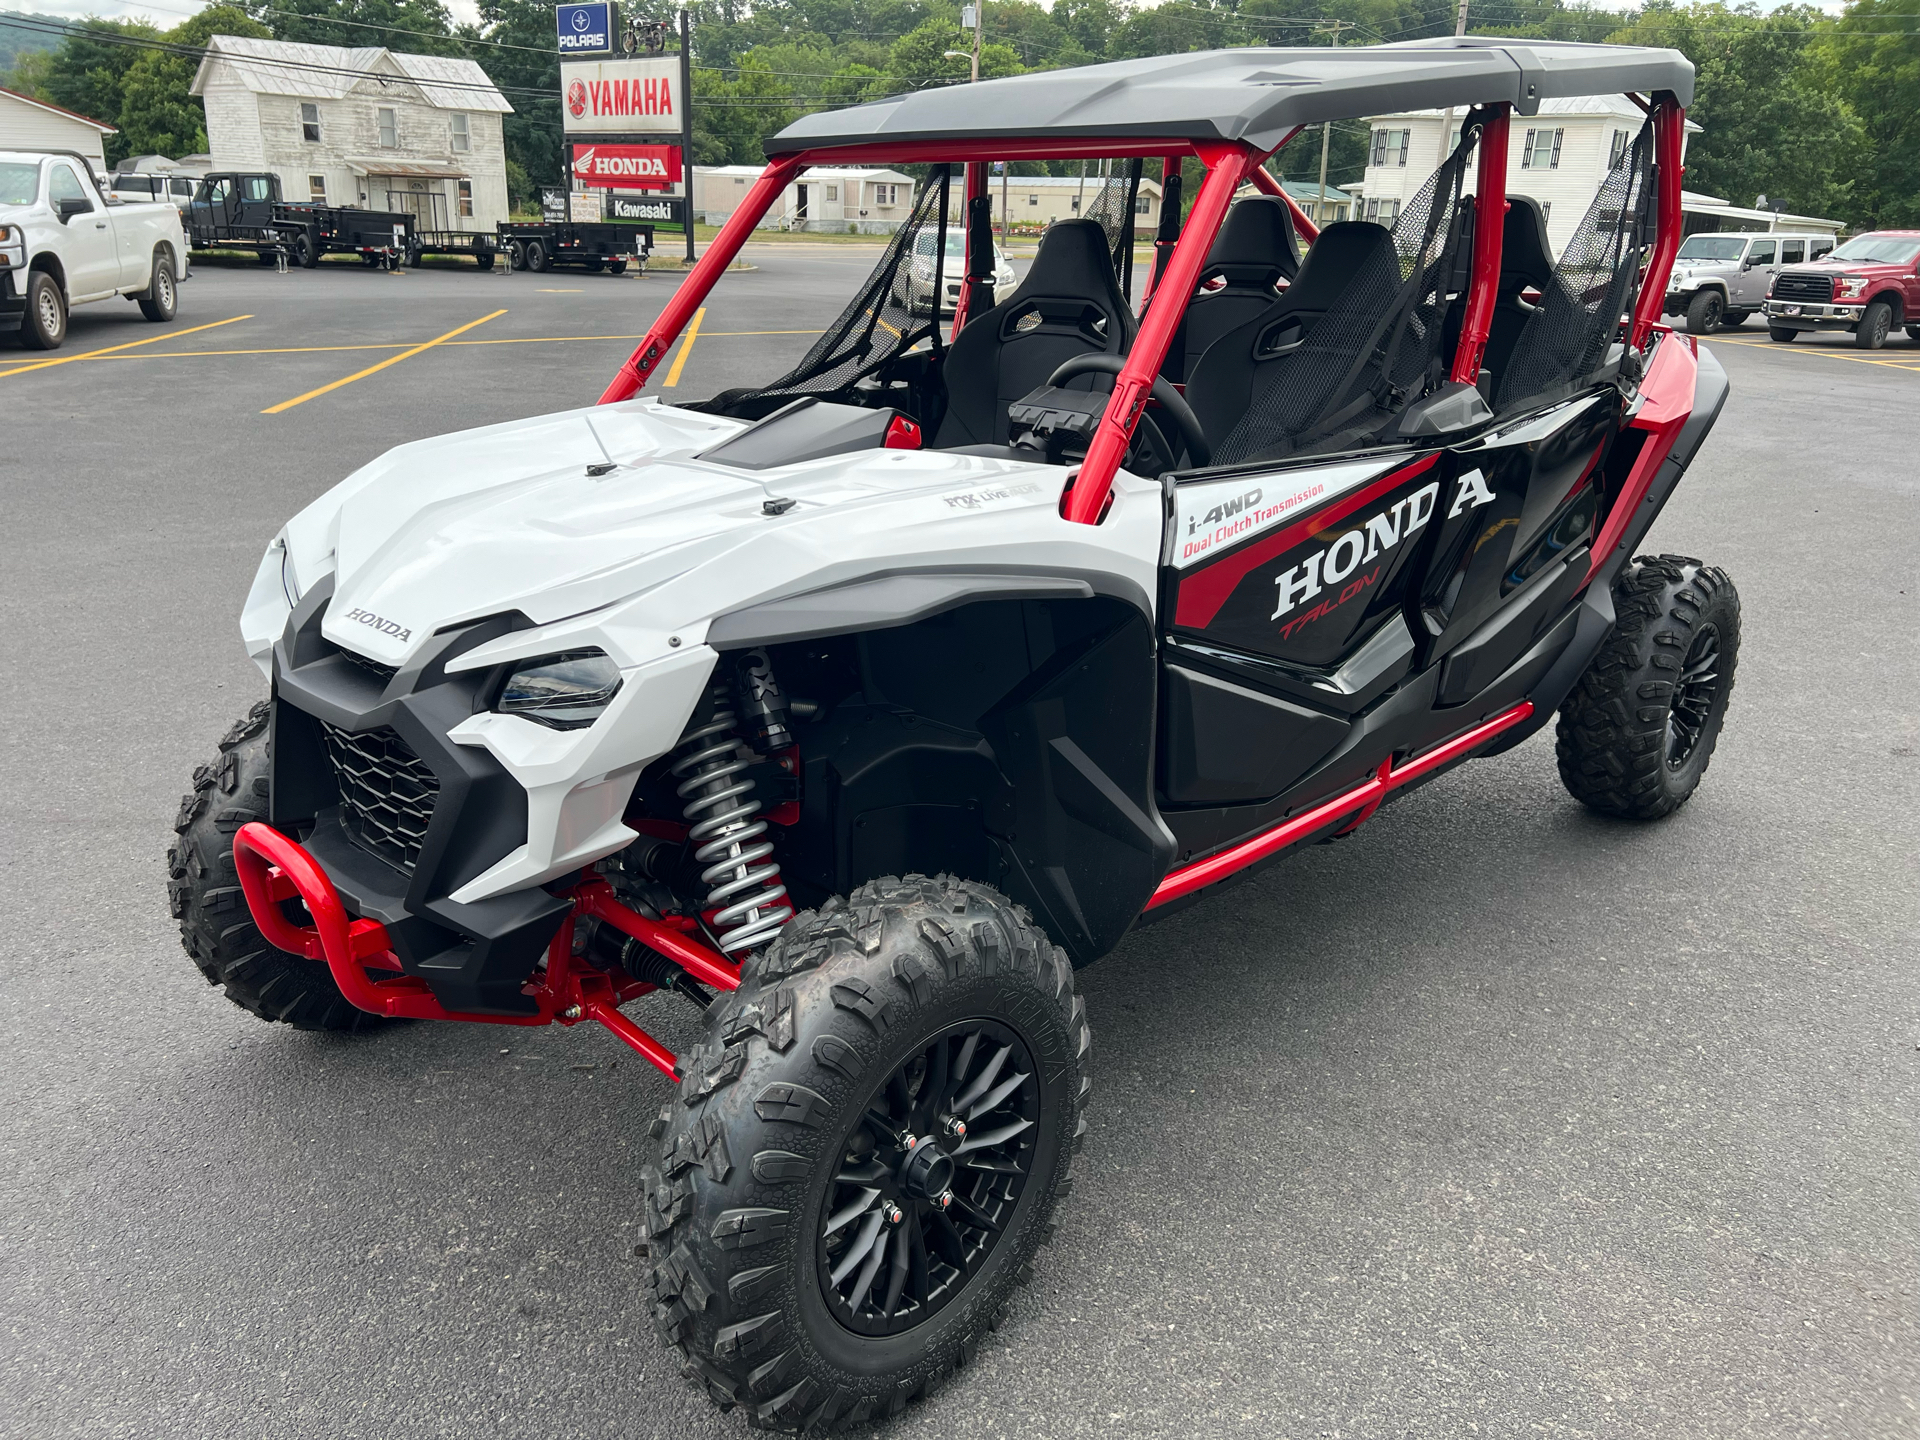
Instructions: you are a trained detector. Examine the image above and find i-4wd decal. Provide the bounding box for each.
[1169,457,1397,569]
[1172,454,1448,669]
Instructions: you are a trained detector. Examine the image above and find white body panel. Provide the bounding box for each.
[0,151,187,303]
[244,397,1165,901]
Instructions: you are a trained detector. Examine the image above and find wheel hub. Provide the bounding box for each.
[1667,621,1722,768]
[899,1133,955,1201]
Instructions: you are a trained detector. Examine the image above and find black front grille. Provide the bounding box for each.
[336,648,398,683]
[321,722,439,872]
[1772,272,1833,303]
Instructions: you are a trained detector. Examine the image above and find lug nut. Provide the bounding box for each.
[935,1190,954,1211]
[884,1202,905,1224]
[942,1116,968,1141]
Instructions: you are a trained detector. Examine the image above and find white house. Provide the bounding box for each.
[1355,95,1696,255]
[190,35,512,231]
[0,85,117,170]
[694,164,918,232]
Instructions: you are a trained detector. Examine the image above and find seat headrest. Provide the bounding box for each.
[1501,195,1555,292]
[1018,218,1124,299]
[1206,196,1300,286]
[1284,221,1397,311]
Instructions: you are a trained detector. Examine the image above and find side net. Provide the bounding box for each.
[1213,127,1479,467]
[696,167,951,418]
[1495,120,1654,411]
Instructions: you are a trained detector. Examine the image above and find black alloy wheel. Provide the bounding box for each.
[817,1019,1038,1337]
[1685,288,1724,335]
[1666,623,1722,769]
[1855,299,1893,350]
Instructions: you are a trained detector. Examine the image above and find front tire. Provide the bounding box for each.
[167,701,390,1032]
[1854,299,1892,349]
[137,253,177,321]
[1556,556,1740,821]
[525,239,549,273]
[20,270,66,350]
[642,875,1089,1432]
[1684,289,1724,335]
[1767,325,1797,343]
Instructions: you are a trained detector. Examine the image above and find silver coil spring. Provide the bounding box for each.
[669,685,793,955]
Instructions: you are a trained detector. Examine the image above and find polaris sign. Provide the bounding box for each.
[556,2,613,54]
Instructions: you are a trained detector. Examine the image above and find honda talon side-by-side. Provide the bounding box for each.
[170,37,1738,1432]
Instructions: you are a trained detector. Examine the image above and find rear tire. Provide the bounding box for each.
[294,230,319,268]
[641,874,1089,1432]
[167,701,391,1032]
[526,239,549,273]
[1854,299,1892,349]
[475,249,494,270]
[1767,325,1797,342]
[508,239,526,270]
[1684,289,1724,335]
[608,259,628,275]
[1556,556,1740,821]
[20,269,66,350]
[1905,325,1920,343]
[137,253,177,322]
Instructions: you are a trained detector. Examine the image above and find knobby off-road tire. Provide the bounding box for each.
[641,874,1091,1433]
[1557,555,1740,820]
[167,701,387,1032]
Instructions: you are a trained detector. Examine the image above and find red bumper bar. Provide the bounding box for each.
[231,822,737,1079]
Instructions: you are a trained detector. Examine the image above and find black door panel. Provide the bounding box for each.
[1159,662,1348,805]
[1435,546,1588,705]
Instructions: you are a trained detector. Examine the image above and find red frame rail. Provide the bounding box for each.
[1450,105,1510,385]
[232,822,738,1079]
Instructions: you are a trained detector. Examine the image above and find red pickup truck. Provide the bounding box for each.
[1764,229,1920,348]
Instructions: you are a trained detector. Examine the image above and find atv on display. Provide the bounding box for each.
[171,36,1737,1432]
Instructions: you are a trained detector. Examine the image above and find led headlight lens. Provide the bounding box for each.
[497,649,623,729]
[1835,275,1868,300]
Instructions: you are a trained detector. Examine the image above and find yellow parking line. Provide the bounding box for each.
[0,314,253,379]
[662,306,706,388]
[262,310,507,414]
[77,328,826,364]
[1703,335,1920,372]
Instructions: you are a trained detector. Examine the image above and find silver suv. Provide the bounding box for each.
[1663,231,1835,334]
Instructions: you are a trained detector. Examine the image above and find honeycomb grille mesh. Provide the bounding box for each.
[321,722,439,873]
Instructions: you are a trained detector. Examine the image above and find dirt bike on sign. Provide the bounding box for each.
[171,36,1736,1433]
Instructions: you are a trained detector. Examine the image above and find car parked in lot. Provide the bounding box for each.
[896,225,1018,313]
[1663,229,1834,334]
[1764,230,1920,348]
[0,149,184,349]
[106,170,199,211]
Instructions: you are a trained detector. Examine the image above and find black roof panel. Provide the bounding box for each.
[767,37,1693,157]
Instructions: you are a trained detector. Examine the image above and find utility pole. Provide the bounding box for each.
[679,7,694,262]
[1439,0,1469,176]
[960,1,982,82]
[1314,19,1350,226]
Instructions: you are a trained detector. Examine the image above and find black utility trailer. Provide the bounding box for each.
[498,222,651,274]
[184,173,411,268]
[405,229,499,270]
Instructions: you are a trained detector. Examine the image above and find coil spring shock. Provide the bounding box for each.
[669,683,793,955]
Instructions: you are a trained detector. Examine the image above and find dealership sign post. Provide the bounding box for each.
[559,14,695,261]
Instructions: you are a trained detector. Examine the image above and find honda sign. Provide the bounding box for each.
[572,143,682,190]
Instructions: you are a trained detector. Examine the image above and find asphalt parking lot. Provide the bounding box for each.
[2,253,1915,1440]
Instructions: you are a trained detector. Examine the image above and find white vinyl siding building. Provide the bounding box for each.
[190,35,512,232]
[0,85,117,170]
[694,165,921,232]
[1355,95,1697,256]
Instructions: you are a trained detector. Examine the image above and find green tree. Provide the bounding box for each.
[1811,0,1920,225]
[28,17,161,164]
[246,0,465,56]
[472,0,564,194]
[117,6,270,160]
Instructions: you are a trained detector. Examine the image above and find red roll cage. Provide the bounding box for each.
[598,96,1686,525]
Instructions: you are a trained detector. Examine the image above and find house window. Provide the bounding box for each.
[301,102,321,143]
[1364,198,1398,223]
[1521,127,1563,170]
[1541,201,1551,221]
[1608,128,1629,168]
[1070,196,1080,212]
[1449,124,1462,151]
[458,179,473,217]
[378,107,398,148]
[734,176,745,185]
[308,174,326,202]
[873,184,898,206]
[824,184,838,200]
[1135,195,1150,214]
[450,113,470,153]
[1028,193,1038,206]
[1371,128,1410,167]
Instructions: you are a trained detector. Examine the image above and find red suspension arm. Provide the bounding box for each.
[1450,104,1510,384]
[598,154,805,404]
[1630,95,1687,352]
[1063,143,1258,526]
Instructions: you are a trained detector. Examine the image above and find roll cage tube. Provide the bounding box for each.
[1063,142,1257,526]
[1630,93,1688,351]
[1450,104,1510,385]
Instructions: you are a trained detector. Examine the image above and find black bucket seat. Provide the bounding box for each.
[935,219,1137,448]
[1184,220,1397,452]
[1168,196,1302,381]
[1482,195,1556,387]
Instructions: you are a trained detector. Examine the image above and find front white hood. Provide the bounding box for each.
[262,397,1163,671]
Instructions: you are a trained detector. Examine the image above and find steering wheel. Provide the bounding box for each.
[1045,354,1211,469]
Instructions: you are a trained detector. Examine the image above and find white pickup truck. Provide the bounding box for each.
[1,148,187,350]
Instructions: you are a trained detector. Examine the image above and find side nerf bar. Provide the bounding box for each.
[231,821,737,1079]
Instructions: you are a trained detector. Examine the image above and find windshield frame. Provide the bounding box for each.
[1675,235,1747,262]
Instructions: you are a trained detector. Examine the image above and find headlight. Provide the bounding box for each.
[1834,275,1867,300]
[496,650,623,729]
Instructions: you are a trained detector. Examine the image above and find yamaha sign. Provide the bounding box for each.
[556,2,613,54]
[560,58,682,135]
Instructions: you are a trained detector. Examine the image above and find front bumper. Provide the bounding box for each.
[0,268,22,319]
[270,579,568,1015]
[1763,299,1863,329]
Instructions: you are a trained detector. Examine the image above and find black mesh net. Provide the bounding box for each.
[1078,158,1145,300]
[1495,120,1654,410]
[1213,127,1480,467]
[696,167,951,418]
